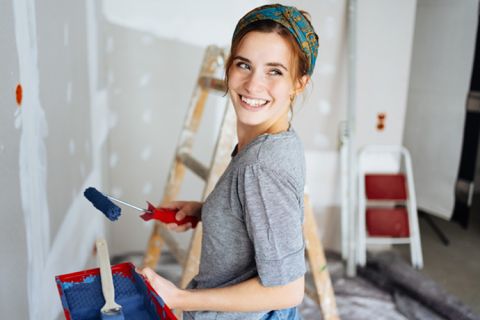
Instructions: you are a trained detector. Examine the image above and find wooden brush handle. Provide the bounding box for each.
[96,239,121,312]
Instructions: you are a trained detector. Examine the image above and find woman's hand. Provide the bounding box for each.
[160,201,202,232]
[137,267,184,309]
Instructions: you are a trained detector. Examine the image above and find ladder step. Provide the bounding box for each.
[177,152,209,180]
[198,76,226,92]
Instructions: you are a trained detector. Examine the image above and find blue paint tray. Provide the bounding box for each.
[55,262,176,320]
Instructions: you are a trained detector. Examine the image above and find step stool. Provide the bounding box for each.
[357,145,423,269]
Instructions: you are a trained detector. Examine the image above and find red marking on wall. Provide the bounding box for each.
[377,112,386,131]
[16,84,23,106]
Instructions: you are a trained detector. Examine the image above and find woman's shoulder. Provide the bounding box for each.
[235,129,305,174]
[258,129,303,160]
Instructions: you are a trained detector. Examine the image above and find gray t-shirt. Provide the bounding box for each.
[184,128,306,320]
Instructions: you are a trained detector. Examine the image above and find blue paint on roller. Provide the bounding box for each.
[84,187,121,221]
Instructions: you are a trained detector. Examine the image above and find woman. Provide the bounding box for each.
[139,4,319,320]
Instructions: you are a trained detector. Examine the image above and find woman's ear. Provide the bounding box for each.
[294,75,309,95]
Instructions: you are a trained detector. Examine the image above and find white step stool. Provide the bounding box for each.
[357,145,423,269]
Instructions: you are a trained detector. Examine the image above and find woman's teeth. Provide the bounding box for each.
[241,95,268,107]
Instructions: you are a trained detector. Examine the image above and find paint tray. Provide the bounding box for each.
[55,262,176,320]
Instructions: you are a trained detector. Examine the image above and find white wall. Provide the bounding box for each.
[1,0,108,318]
[355,0,417,149]
[403,0,478,219]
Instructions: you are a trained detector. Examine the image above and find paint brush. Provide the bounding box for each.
[96,238,125,320]
[84,187,199,227]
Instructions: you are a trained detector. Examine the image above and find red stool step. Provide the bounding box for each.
[366,207,410,237]
[365,174,407,200]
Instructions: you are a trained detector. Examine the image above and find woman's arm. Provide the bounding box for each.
[139,268,304,312]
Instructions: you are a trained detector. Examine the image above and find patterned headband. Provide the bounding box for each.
[232,4,319,76]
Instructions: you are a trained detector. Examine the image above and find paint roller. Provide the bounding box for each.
[84,187,199,227]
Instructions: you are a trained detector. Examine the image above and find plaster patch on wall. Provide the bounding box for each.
[63,23,69,46]
[141,145,152,161]
[142,108,152,123]
[66,81,73,103]
[108,110,118,128]
[80,162,86,178]
[106,36,114,53]
[317,99,331,115]
[141,34,153,46]
[111,186,123,198]
[108,70,115,85]
[69,139,76,155]
[109,152,118,168]
[313,133,330,149]
[84,140,91,155]
[317,63,335,76]
[142,182,152,195]
[325,16,336,40]
[14,0,51,318]
[139,73,151,87]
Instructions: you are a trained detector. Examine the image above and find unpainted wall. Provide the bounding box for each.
[1,0,108,318]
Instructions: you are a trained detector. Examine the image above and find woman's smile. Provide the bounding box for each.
[239,94,270,111]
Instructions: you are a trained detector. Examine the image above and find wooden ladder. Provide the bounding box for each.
[142,45,339,320]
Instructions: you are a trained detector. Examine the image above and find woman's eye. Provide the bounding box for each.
[236,62,250,70]
[268,69,283,76]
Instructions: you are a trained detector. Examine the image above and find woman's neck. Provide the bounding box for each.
[236,118,290,152]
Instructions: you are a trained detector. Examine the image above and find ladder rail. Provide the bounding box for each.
[143,46,222,268]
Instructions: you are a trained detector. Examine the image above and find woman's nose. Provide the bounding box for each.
[244,71,265,93]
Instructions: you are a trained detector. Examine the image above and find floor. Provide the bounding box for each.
[396,209,480,315]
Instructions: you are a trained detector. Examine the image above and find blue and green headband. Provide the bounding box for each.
[232,4,319,76]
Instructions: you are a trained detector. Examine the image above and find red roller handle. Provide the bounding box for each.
[139,202,199,228]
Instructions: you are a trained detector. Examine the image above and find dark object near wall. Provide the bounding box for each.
[452,12,480,228]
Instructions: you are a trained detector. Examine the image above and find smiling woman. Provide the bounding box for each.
[138,4,319,320]
[227,31,307,150]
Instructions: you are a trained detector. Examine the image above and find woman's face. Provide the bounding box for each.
[228,31,300,131]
